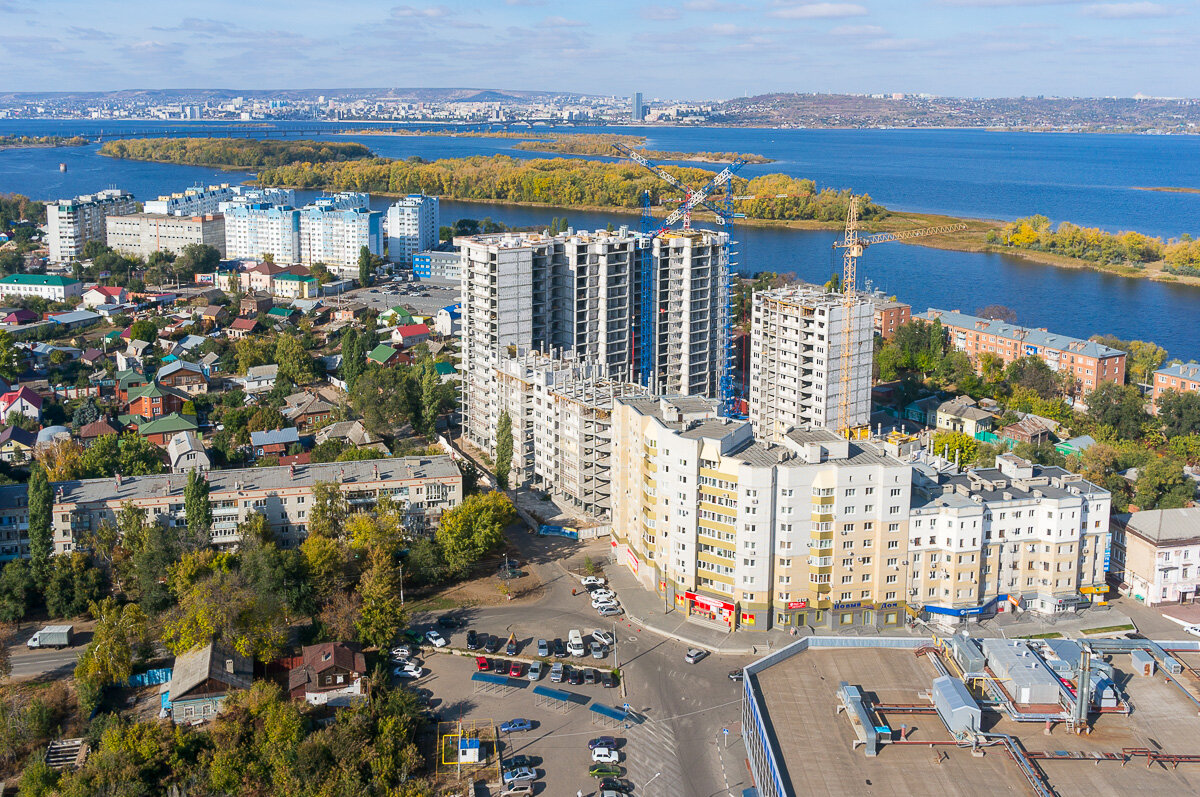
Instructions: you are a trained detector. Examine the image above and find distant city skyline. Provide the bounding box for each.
[0,0,1195,98]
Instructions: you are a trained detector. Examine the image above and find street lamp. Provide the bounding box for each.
[644,772,662,793]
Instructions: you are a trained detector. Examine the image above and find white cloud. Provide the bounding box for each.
[939,0,1087,5]
[642,7,683,19]
[542,15,587,27]
[830,24,888,35]
[769,3,868,19]
[390,5,449,19]
[1082,2,1183,18]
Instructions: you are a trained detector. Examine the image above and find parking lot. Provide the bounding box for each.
[346,280,460,317]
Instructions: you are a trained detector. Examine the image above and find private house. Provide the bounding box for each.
[1000,415,1053,447]
[166,642,253,725]
[1055,434,1097,458]
[266,306,298,325]
[1110,508,1200,606]
[902,395,943,426]
[333,303,368,323]
[237,262,286,294]
[82,285,127,308]
[199,352,222,379]
[367,344,404,368]
[272,273,317,300]
[114,369,148,402]
[0,387,42,422]
[391,323,431,349]
[78,418,124,446]
[80,348,106,368]
[282,393,335,433]
[227,317,259,340]
[201,305,229,325]
[0,425,35,464]
[315,419,388,456]
[380,306,413,327]
[138,413,199,447]
[167,431,210,474]
[435,362,458,383]
[250,427,300,459]
[126,383,188,420]
[0,273,83,302]
[1,309,38,326]
[935,396,994,437]
[434,305,461,337]
[235,364,278,394]
[240,293,273,317]
[287,642,368,706]
[156,360,208,395]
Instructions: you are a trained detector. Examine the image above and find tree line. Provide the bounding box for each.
[510,132,774,163]
[988,214,1200,271]
[99,137,373,168]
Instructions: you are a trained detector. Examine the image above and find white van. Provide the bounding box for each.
[567,629,585,657]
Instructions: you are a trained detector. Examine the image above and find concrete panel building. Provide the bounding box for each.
[46,188,136,262]
[386,194,439,266]
[224,203,301,263]
[300,204,383,274]
[749,284,873,440]
[143,183,236,216]
[106,213,226,258]
[1110,507,1200,605]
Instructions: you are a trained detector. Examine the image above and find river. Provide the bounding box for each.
[0,122,1197,359]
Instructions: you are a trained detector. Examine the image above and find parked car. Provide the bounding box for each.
[508,661,524,678]
[498,558,522,571]
[528,660,543,681]
[506,636,519,656]
[390,646,412,659]
[425,630,447,648]
[505,754,541,769]
[500,718,533,734]
[591,747,620,764]
[475,656,492,672]
[592,630,615,647]
[592,599,619,611]
[393,663,423,679]
[567,667,584,685]
[598,605,624,617]
[581,576,606,587]
[589,736,617,751]
[601,670,618,688]
[589,589,617,602]
[729,669,745,682]
[501,766,537,785]
[553,638,567,657]
[466,630,480,650]
[537,638,549,657]
[590,641,607,659]
[599,777,634,794]
[550,662,565,683]
[600,790,628,797]
[437,614,465,629]
[589,763,621,778]
[1186,625,1200,638]
[685,648,708,664]
[499,786,533,797]
[484,635,502,654]
[583,668,598,685]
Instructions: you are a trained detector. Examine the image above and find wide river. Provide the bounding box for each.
[1,120,1197,360]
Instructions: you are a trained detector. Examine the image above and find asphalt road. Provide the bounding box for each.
[6,634,87,680]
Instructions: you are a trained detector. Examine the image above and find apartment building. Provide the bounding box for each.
[34,458,462,555]
[870,295,911,340]
[413,249,461,281]
[224,203,301,263]
[749,284,874,440]
[1151,362,1200,404]
[611,395,914,633]
[918,309,1126,393]
[909,453,1111,625]
[1110,507,1200,606]
[300,204,383,273]
[0,274,83,302]
[46,188,136,262]
[106,213,226,258]
[386,195,439,266]
[217,187,296,211]
[490,349,650,518]
[143,183,236,216]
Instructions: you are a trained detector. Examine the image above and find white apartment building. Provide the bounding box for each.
[224,203,301,263]
[45,189,136,262]
[611,395,915,633]
[106,213,226,258]
[909,453,1111,625]
[749,284,873,440]
[386,194,439,266]
[300,204,383,273]
[224,194,378,269]
[459,228,730,463]
[1110,507,1200,606]
[490,349,650,518]
[217,187,296,211]
[143,183,237,216]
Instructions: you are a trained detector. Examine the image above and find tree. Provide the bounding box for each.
[275,333,316,385]
[1134,456,1195,511]
[0,330,21,383]
[162,570,287,661]
[318,590,361,641]
[358,245,373,288]
[44,553,106,619]
[128,319,157,344]
[74,598,149,689]
[72,400,100,429]
[1157,389,1200,438]
[356,548,407,650]
[184,470,212,549]
[434,492,515,578]
[495,410,513,490]
[235,336,270,374]
[27,465,52,583]
[931,430,977,465]
[300,534,353,605]
[420,360,443,438]
[0,560,35,624]
[975,304,1018,323]
[340,328,365,389]
[308,481,348,539]
[239,539,313,620]
[1004,356,1060,400]
[172,243,221,282]
[403,537,445,588]
[35,437,85,482]
[1086,381,1148,440]
[79,433,164,479]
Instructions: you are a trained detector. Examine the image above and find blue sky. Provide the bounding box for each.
[0,0,1195,97]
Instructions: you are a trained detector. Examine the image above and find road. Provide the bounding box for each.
[5,626,88,681]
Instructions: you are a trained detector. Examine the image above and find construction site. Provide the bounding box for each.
[743,635,1200,796]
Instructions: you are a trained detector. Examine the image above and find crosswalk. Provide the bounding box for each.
[623,717,690,797]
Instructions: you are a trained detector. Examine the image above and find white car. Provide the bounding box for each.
[1185,624,1200,638]
[425,630,448,648]
[592,630,615,647]
[393,663,424,678]
[592,598,620,610]
[589,589,616,601]
[581,576,606,587]
[390,646,412,659]
[591,747,620,763]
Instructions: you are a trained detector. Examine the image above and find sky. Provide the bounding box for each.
[0,0,1197,98]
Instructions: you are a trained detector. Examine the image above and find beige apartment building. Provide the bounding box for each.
[611,395,914,633]
[909,453,1111,626]
[1110,508,1200,606]
[106,213,227,259]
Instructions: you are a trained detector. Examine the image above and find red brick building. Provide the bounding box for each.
[1152,363,1200,403]
[871,298,911,340]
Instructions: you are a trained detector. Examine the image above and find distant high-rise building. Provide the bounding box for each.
[632,92,644,121]
[224,203,301,264]
[143,183,237,216]
[45,189,136,263]
[386,194,439,266]
[749,284,873,440]
[224,192,379,272]
[300,203,383,275]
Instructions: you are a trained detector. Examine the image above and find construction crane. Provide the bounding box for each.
[831,197,967,438]
[612,142,746,235]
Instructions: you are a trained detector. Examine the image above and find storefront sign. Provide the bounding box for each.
[626,546,639,574]
[833,600,873,611]
[684,591,735,614]
[876,602,900,610]
[786,600,808,610]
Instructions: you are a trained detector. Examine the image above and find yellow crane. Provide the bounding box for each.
[832,197,967,438]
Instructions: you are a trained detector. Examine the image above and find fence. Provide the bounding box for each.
[127,668,173,688]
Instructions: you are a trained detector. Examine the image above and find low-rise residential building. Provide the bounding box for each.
[126,383,188,420]
[935,396,994,437]
[282,393,335,433]
[156,360,209,395]
[42,457,462,553]
[367,344,405,367]
[167,642,253,725]
[138,413,199,446]
[251,428,300,459]
[272,273,318,300]
[999,415,1053,447]
[0,387,42,422]
[1110,507,1200,606]
[105,213,226,259]
[78,418,124,446]
[0,426,35,464]
[239,293,274,317]
[235,364,278,394]
[1152,362,1200,404]
[0,274,83,302]
[227,317,259,339]
[434,305,461,337]
[909,453,1111,624]
[412,249,461,281]
[315,420,388,456]
[288,642,368,706]
[871,296,911,340]
[391,323,431,348]
[918,309,1126,394]
[167,431,210,474]
[82,285,127,308]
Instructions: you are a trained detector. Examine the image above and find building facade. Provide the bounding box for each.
[224,203,301,263]
[909,453,1111,624]
[39,457,462,554]
[386,195,439,266]
[918,309,1126,394]
[413,249,461,281]
[106,213,226,258]
[1152,362,1200,404]
[46,189,136,262]
[0,274,83,302]
[611,396,914,632]
[1110,507,1200,606]
[870,295,911,340]
[300,203,383,273]
[749,285,873,440]
[143,183,236,216]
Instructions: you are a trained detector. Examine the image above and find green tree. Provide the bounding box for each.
[172,243,221,282]
[239,539,313,620]
[27,465,52,583]
[1004,356,1060,399]
[1134,456,1195,510]
[0,560,35,624]
[275,333,316,385]
[308,481,348,539]
[1157,389,1200,438]
[0,330,20,382]
[44,553,106,619]
[355,548,408,650]
[74,598,149,688]
[931,430,978,464]
[434,492,515,578]
[420,360,443,437]
[300,534,353,605]
[1086,381,1148,440]
[162,570,287,661]
[184,470,212,549]
[128,319,157,344]
[358,245,373,288]
[495,410,513,490]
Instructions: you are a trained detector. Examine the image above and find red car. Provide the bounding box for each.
[508,661,525,677]
[476,656,491,672]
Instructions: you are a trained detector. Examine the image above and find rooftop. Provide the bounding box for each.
[918,309,1125,360]
[1157,362,1200,381]
[0,274,80,287]
[1116,507,1200,545]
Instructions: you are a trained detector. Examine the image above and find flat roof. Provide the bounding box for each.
[750,642,1200,796]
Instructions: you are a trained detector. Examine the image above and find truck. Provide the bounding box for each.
[27,625,74,649]
[567,629,585,657]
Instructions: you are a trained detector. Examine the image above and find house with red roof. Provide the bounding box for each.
[227,317,259,340]
[82,285,128,308]
[0,386,42,422]
[391,323,431,349]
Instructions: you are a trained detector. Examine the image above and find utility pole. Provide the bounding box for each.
[399,562,404,605]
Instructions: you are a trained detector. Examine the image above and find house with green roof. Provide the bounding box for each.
[380,306,414,326]
[0,273,83,302]
[126,382,189,420]
[435,362,458,383]
[367,344,407,367]
[266,306,299,324]
[271,273,318,300]
[138,413,199,446]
